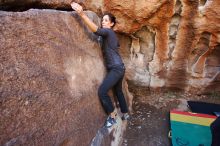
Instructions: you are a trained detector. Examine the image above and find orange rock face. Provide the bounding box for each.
[0,0,220,145]
[103,0,220,92]
[104,0,174,33]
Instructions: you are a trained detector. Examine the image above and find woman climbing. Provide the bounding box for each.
[71,2,130,128]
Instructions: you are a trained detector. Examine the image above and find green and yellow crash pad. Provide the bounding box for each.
[170,110,216,146]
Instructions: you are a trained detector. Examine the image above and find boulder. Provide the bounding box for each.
[0,10,106,146]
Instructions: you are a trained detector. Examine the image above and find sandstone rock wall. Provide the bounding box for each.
[104,0,220,92]
[0,10,106,146]
[1,0,220,145]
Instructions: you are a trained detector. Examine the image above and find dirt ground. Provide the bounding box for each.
[122,87,220,146]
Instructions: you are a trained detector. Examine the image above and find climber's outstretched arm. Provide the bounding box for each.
[71,2,98,32]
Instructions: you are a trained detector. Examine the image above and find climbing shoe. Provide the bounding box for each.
[104,116,117,128]
[121,113,130,121]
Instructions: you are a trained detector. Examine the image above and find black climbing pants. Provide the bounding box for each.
[98,65,128,114]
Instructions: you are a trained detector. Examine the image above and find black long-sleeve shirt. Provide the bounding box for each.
[94,28,124,69]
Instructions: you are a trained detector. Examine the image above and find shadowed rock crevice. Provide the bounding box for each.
[0,1,73,11]
[190,32,211,75]
[168,0,182,60]
[199,0,208,6]
[0,0,104,15]
[166,0,199,90]
[204,45,220,79]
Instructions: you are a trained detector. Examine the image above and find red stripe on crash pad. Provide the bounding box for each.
[171,110,217,119]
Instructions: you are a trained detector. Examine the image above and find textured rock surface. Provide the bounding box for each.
[0,10,106,146]
[107,0,220,92]
[0,0,73,10]
[167,0,220,91]
[0,0,104,13]
[1,0,220,145]
[1,1,219,93]
[91,111,127,146]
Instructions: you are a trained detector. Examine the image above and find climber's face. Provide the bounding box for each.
[102,15,114,29]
